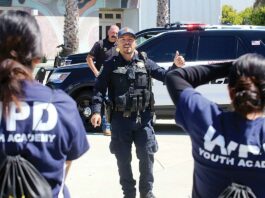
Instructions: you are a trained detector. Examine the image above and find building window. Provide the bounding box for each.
[105,13,113,19]
[116,14,121,19]
[105,25,110,36]
[99,13,102,19]
[121,0,128,8]
[99,26,102,40]
[0,0,12,6]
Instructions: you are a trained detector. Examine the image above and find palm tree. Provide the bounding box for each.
[254,0,265,8]
[61,0,79,56]
[157,0,169,27]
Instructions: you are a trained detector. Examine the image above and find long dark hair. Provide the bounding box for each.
[228,53,265,117]
[0,10,42,115]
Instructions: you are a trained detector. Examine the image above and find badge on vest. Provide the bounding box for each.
[137,61,145,68]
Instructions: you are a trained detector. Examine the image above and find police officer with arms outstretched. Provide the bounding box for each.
[91,27,185,198]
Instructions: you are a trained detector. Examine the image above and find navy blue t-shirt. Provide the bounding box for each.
[88,37,118,70]
[176,88,265,198]
[0,80,89,198]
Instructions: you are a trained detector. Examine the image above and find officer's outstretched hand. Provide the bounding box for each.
[91,113,102,128]
[174,51,185,68]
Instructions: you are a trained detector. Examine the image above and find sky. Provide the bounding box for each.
[222,0,255,11]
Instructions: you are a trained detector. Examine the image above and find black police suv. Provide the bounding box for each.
[37,23,265,131]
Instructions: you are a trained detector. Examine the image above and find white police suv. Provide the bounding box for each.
[136,23,265,119]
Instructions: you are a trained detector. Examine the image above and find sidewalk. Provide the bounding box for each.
[65,132,193,198]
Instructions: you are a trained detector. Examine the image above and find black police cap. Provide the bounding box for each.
[118,27,136,39]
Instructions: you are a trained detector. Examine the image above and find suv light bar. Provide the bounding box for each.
[165,22,206,31]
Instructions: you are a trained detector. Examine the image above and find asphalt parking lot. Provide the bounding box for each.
[65,125,193,198]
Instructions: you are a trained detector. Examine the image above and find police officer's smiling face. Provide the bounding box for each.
[117,34,136,55]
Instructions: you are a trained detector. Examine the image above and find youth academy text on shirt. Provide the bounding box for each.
[200,125,265,169]
[0,101,57,143]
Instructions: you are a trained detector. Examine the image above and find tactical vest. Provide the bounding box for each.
[110,56,154,115]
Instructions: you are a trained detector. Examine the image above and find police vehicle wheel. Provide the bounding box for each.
[75,91,101,132]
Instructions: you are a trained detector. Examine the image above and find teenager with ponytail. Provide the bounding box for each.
[0,10,89,198]
[166,53,265,198]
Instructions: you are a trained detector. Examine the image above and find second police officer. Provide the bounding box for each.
[86,24,120,136]
[91,27,185,198]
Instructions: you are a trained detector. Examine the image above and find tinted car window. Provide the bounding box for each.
[197,36,237,60]
[138,33,194,62]
[237,39,248,57]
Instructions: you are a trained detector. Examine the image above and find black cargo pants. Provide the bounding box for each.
[110,110,158,198]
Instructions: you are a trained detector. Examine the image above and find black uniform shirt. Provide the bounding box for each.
[92,52,170,113]
[88,37,118,70]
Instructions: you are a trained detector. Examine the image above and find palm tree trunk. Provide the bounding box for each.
[62,0,79,56]
[157,0,169,27]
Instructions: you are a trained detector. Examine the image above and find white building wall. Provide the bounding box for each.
[123,9,139,31]
[105,0,120,8]
[170,0,221,25]
[87,0,221,44]
[138,0,221,32]
[138,0,156,31]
